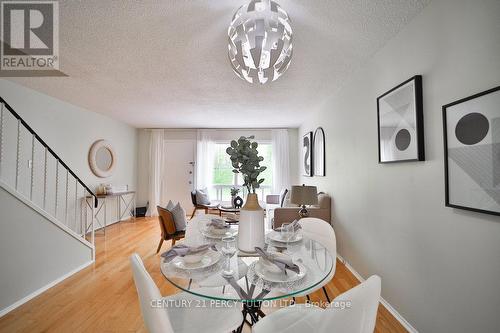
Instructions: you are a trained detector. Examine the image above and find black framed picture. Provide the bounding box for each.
[443,85,500,216]
[313,127,325,176]
[377,75,425,163]
[302,132,312,176]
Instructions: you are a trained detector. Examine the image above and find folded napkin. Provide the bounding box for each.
[161,244,214,262]
[208,218,230,229]
[255,247,300,274]
[275,219,301,233]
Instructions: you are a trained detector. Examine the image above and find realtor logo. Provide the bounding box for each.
[1,0,59,73]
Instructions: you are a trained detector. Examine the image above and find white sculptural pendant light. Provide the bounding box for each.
[228,0,293,84]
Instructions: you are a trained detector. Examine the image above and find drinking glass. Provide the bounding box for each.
[281,223,294,252]
[221,235,237,277]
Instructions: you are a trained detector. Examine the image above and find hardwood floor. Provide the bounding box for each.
[0,217,407,333]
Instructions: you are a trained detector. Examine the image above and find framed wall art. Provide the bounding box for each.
[377,75,424,163]
[302,132,313,176]
[313,127,325,176]
[443,85,500,216]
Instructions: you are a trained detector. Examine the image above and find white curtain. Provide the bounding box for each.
[147,129,167,216]
[272,129,291,194]
[196,129,215,192]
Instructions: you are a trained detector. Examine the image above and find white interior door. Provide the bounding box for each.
[164,140,195,213]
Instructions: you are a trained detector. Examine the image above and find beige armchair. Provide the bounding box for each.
[273,192,331,228]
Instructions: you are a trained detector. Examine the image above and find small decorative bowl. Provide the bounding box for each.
[183,253,204,264]
[210,227,230,235]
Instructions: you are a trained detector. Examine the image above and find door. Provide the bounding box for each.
[164,140,195,213]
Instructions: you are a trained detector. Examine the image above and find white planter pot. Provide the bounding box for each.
[237,193,265,252]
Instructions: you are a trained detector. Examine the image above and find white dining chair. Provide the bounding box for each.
[252,275,381,333]
[296,217,337,301]
[130,253,243,333]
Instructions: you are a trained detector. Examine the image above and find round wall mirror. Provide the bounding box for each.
[89,140,116,178]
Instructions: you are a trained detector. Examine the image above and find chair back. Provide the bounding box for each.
[299,217,337,279]
[319,275,381,333]
[279,188,288,207]
[157,206,177,237]
[130,253,174,333]
[191,190,197,205]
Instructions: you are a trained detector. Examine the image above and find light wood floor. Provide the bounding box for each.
[0,217,407,333]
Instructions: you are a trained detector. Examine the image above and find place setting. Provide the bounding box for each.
[199,218,238,239]
[161,243,223,278]
[250,246,307,285]
[266,220,303,247]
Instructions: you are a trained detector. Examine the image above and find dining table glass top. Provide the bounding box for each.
[160,215,334,303]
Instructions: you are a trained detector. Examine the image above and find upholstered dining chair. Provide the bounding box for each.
[189,190,219,219]
[156,206,185,253]
[130,253,243,333]
[252,275,381,333]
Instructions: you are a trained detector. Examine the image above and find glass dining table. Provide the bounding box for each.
[160,215,334,329]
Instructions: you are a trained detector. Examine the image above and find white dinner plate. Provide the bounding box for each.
[267,231,303,243]
[200,227,238,239]
[254,260,306,283]
[170,249,221,270]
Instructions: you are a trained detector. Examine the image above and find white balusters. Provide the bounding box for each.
[65,170,69,226]
[55,161,59,217]
[15,119,20,190]
[43,147,48,210]
[74,180,78,234]
[0,103,4,178]
[30,134,35,200]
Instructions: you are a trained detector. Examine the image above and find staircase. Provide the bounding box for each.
[0,96,99,316]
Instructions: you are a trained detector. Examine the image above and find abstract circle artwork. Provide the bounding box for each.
[455,112,489,145]
[395,129,411,151]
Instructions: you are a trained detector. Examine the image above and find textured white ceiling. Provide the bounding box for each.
[6,0,430,128]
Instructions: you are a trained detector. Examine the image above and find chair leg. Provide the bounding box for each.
[156,239,164,254]
[322,286,331,303]
[190,208,197,220]
[204,207,208,214]
[172,238,176,246]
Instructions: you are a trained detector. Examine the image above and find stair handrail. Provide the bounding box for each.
[0,96,98,208]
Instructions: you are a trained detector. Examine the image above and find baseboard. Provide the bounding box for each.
[337,254,419,333]
[0,260,93,318]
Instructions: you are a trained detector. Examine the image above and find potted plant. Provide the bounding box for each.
[226,136,267,252]
[230,187,240,208]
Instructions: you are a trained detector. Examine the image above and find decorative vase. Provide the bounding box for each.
[238,193,265,253]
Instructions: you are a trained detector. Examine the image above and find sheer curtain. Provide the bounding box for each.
[147,129,167,216]
[272,129,291,193]
[196,129,215,193]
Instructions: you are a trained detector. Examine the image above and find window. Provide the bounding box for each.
[211,142,273,201]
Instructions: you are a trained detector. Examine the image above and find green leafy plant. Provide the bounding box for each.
[226,136,266,194]
[230,187,240,196]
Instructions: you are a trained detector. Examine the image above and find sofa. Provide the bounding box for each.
[271,192,331,228]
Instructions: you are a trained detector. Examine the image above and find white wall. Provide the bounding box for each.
[0,80,138,226]
[136,128,299,207]
[0,186,93,315]
[298,1,500,332]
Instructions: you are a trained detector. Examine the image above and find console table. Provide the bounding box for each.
[85,191,136,234]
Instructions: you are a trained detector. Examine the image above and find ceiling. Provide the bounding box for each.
[7,0,430,128]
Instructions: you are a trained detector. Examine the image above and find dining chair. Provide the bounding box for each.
[296,217,337,302]
[156,206,185,253]
[252,275,381,333]
[130,253,243,333]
